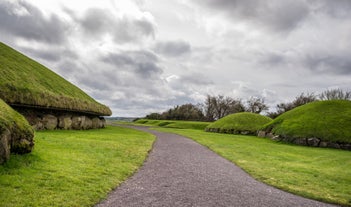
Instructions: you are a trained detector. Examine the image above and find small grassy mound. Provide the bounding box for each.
[0,42,111,116]
[206,112,272,135]
[0,99,34,163]
[133,119,210,130]
[262,100,351,143]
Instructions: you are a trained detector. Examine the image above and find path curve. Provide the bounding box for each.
[96,126,337,207]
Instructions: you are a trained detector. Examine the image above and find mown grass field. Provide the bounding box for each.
[133,119,210,130]
[0,126,155,207]
[152,127,351,206]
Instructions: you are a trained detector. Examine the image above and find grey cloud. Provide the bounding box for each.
[304,54,351,75]
[259,48,351,75]
[113,17,155,43]
[58,60,79,75]
[178,73,213,86]
[195,0,310,32]
[21,47,61,62]
[78,8,155,43]
[81,8,112,36]
[0,1,67,44]
[102,50,162,79]
[258,52,286,66]
[314,0,351,18]
[20,47,78,63]
[154,40,191,57]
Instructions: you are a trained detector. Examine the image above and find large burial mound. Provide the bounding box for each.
[0,42,111,130]
[0,98,34,164]
[260,100,351,150]
[206,112,272,135]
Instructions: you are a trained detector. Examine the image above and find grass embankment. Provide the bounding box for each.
[263,100,351,143]
[134,119,210,130]
[0,126,155,207]
[0,42,111,116]
[155,128,351,206]
[206,112,272,134]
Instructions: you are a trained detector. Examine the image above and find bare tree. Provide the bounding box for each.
[246,97,268,114]
[203,95,216,121]
[268,92,316,118]
[203,95,245,120]
[319,88,351,100]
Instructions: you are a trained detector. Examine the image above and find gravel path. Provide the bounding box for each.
[96,126,337,207]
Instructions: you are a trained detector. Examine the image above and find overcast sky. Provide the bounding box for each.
[1,0,350,117]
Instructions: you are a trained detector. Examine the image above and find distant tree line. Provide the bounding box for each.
[144,88,351,121]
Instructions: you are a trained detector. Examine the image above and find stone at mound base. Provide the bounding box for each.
[43,114,58,130]
[0,100,34,164]
[0,129,11,164]
[59,115,72,129]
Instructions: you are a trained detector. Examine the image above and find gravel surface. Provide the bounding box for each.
[96,126,337,207]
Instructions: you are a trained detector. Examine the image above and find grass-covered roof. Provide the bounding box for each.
[262,100,351,143]
[0,42,111,116]
[206,112,272,134]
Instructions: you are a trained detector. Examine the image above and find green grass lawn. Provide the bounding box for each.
[0,126,155,207]
[133,119,210,130]
[154,127,351,206]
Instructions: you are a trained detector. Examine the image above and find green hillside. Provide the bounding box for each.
[0,42,111,116]
[206,112,272,135]
[262,100,351,143]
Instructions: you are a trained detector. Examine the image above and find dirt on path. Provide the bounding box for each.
[96,126,337,207]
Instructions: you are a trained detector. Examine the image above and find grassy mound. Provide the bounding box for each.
[0,99,34,163]
[133,119,210,130]
[0,42,111,116]
[205,112,272,135]
[262,100,351,143]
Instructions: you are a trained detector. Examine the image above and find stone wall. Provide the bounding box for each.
[13,107,106,130]
[257,131,351,150]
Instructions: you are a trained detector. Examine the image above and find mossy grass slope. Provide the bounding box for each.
[206,112,272,134]
[0,42,111,116]
[263,100,351,143]
[0,98,33,134]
